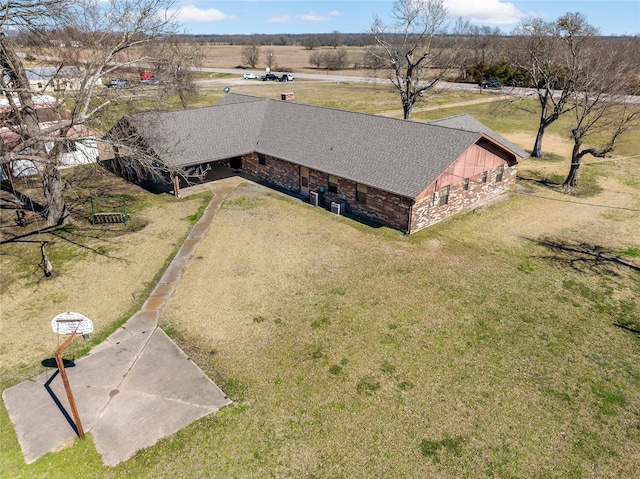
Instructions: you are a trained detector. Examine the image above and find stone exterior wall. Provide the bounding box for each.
[409,163,517,233]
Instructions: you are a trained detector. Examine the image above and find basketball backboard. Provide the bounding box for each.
[51,312,94,335]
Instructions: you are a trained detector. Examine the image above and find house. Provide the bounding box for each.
[0,95,99,180]
[24,67,91,92]
[108,93,528,233]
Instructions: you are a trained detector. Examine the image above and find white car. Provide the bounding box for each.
[243,73,259,80]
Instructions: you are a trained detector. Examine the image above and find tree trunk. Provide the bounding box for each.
[531,122,548,158]
[2,33,69,226]
[403,99,413,120]
[39,159,69,226]
[178,88,188,109]
[563,144,582,188]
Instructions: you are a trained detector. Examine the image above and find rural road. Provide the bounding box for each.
[196,67,529,95]
[196,67,640,106]
[194,67,496,91]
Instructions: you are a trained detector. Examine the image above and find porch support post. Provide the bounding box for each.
[172,175,181,198]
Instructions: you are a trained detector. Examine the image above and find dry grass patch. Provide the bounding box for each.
[151,166,639,478]
[0,166,210,385]
[200,44,369,75]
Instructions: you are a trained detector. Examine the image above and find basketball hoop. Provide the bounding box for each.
[49,312,94,440]
[51,312,94,337]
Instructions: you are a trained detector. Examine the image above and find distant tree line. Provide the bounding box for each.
[173,33,380,48]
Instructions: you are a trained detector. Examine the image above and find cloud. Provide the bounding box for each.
[444,0,527,25]
[168,5,236,23]
[328,10,343,17]
[268,15,291,24]
[298,12,332,22]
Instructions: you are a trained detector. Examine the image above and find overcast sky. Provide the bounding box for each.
[168,0,640,36]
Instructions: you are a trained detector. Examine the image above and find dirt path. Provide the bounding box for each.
[376,94,506,117]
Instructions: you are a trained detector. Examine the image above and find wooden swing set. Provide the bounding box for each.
[90,196,130,226]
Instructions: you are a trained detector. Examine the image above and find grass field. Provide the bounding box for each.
[1,80,639,478]
[197,44,371,75]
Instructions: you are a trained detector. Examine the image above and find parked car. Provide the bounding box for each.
[479,79,503,90]
[243,73,259,80]
[279,73,294,82]
[261,73,278,81]
[108,78,128,88]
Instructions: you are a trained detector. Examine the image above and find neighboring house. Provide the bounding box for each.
[25,66,101,92]
[0,95,99,181]
[108,93,528,233]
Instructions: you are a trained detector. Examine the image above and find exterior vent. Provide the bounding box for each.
[331,201,345,215]
[309,191,319,206]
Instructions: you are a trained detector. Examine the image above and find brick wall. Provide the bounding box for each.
[243,153,300,191]
[241,152,516,234]
[243,153,412,231]
[317,177,411,231]
[410,163,517,233]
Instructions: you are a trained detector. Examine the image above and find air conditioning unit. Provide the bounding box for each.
[309,191,319,206]
[331,201,345,215]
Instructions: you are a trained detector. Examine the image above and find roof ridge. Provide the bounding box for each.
[224,93,449,129]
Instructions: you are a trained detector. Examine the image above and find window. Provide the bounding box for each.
[439,185,450,206]
[495,165,504,182]
[356,184,367,203]
[481,171,488,183]
[462,178,469,191]
[328,175,338,193]
[258,153,266,165]
[62,140,77,153]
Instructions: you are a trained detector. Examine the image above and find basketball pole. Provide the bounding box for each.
[54,331,85,439]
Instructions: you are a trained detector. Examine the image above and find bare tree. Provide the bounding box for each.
[329,30,341,49]
[470,26,503,66]
[308,49,348,72]
[511,13,600,158]
[1,0,181,226]
[308,51,323,70]
[241,38,260,68]
[303,35,320,50]
[367,0,462,119]
[146,36,203,109]
[562,39,640,188]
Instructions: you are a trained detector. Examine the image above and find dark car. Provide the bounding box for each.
[107,78,128,88]
[480,79,503,90]
[261,73,278,81]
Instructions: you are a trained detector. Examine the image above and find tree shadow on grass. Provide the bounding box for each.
[526,236,640,336]
[526,236,640,277]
